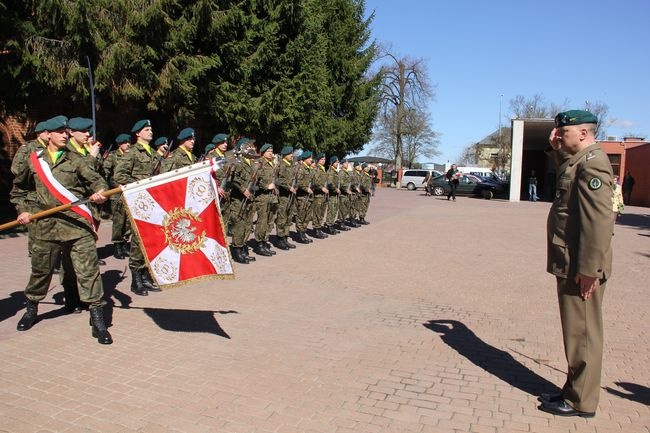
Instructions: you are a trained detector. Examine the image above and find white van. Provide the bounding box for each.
[400,169,442,190]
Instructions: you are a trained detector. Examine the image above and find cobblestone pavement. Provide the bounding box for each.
[1,188,648,433]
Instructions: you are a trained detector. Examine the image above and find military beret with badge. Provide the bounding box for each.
[131,119,151,133]
[554,110,598,127]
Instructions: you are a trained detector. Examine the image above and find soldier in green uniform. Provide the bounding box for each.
[103,133,131,259]
[538,110,614,418]
[114,119,161,295]
[10,116,113,344]
[228,139,260,263]
[339,158,358,228]
[162,128,196,172]
[251,144,278,256]
[294,151,315,244]
[325,156,349,232]
[274,146,297,250]
[311,153,330,239]
[210,133,235,230]
[358,163,372,224]
[11,119,52,256]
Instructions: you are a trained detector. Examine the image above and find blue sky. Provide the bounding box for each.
[363,0,650,163]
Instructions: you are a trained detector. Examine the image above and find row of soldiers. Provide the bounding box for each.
[9,115,374,345]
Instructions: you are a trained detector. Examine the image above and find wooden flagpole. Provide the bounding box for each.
[0,187,122,232]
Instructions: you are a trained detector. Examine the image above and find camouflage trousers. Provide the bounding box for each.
[360,193,371,218]
[350,194,360,218]
[276,195,296,237]
[338,194,350,220]
[326,195,340,225]
[295,196,313,231]
[26,234,103,306]
[111,197,131,244]
[254,193,278,242]
[129,236,146,271]
[230,196,255,247]
[218,196,231,229]
[311,195,327,229]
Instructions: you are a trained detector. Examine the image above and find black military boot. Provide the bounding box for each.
[122,243,130,257]
[230,245,249,264]
[296,231,310,244]
[253,240,273,257]
[359,217,369,225]
[275,238,290,251]
[337,220,351,231]
[16,299,38,331]
[347,218,360,228]
[312,228,327,239]
[284,236,297,249]
[264,242,277,255]
[243,245,256,261]
[130,270,148,296]
[89,306,113,345]
[140,269,161,292]
[113,243,125,259]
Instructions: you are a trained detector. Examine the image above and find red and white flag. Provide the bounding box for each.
[122,160,234,287]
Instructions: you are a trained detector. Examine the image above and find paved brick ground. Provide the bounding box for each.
[1,188,649,433]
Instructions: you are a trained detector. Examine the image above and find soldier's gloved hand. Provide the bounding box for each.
[17,212,31,225]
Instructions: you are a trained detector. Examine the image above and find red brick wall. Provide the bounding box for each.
[624,143,650,208]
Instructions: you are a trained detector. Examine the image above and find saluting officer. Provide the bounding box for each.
[162,128,196,172]
[103,133,131,259]
[114,119,161,296]
[538,110,614,418]
[10,116,112,344]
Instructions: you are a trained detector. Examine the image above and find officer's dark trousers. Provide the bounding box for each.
[556,276,605,413]
[447,182,457,200]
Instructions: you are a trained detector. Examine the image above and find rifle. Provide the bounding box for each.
[101,141,115,160]
[218,150,242,204]
[238,158,261,216]
[284,161,301,214]
[151,139,175,176]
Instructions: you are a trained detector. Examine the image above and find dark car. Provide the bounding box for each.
[427,174,506,199]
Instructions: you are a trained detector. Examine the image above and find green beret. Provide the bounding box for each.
[177,127,195,141]
[362,163,368,169]
[204,143,216,152]
[46,116,69,130]
[260,143,273,153]
[34,121,49,133]
[153,136,168,147]
[329,156,339,164]
[115,133,131,144]
[68,117,93,132]
[316,152,326,160]
[131,119,151,133]
[300,150,312,160]
[211,133,228,144]
[281,146,294,156]
[236,137,251,150]
[555,110,598,127]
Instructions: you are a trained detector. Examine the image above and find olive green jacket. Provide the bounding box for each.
[11,149,108,240]
[114,141,158,185]
[546,143,614,280]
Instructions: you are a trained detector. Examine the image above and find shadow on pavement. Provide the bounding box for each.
[143,307,234,339]
[0,291,29,322]
[423,319,559,397]
[605,382,650,406]
[616,213,650,231]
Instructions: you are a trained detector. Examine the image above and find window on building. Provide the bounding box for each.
[608,154,621,177]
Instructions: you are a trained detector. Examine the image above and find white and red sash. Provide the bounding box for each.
[30,150,98,235]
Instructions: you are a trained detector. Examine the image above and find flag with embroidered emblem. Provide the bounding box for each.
[121,160,234,287]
